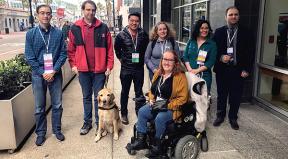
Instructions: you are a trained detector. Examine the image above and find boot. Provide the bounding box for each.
[146,138,163,158]
[129,132,147,150]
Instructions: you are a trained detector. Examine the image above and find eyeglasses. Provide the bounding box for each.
[162,58,175,63]
[39,12,51,16]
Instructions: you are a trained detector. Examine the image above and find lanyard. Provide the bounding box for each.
[227,28,237,46]
[157,73,171,98]
[38,27,51,54]
[128,29,138,51]
[161,40,167,54]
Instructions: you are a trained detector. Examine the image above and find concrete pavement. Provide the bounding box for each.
[0,58,288,159]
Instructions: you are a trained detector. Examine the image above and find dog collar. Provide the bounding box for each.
[98,105,118,110]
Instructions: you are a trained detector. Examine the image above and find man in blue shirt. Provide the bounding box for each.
[25,4,67,146]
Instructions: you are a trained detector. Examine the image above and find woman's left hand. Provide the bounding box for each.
[189,69,199,74]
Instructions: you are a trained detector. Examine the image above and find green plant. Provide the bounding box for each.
[0,54,32,100]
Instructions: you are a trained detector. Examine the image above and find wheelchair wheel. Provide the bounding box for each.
[200,135,208,152]
[174,135,199,159]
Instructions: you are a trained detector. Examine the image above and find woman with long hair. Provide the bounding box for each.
[129,50,188,157]
[145,21,181,80]
[183,20,217,92]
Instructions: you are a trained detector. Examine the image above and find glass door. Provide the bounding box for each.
[257,0,288,114]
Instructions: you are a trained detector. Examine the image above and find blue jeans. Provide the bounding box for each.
[78,72,105,126]
[32,71,63,137]
[136,104,173,139]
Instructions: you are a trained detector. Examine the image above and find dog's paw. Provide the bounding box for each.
[94,135,101,142]
[113,134,119,140]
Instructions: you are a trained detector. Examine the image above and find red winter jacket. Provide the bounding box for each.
[67,18,114,73]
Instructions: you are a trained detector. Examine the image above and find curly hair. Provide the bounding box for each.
[149,21,176,40]
[158,50,184,76]
[191,20,213,40]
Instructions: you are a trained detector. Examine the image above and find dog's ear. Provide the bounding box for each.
[109,93,115,105]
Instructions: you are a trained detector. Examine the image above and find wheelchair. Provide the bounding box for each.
[126,101,208,159]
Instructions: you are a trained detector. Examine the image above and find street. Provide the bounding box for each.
[0,32,26,61]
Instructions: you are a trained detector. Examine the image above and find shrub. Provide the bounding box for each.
[0,54,31,100]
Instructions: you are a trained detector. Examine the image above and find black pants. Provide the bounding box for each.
[215,67,244,121]
[120,68,144,116]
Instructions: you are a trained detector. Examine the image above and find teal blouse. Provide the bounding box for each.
[183,38,217,91]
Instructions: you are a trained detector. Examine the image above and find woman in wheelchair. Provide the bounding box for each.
[128,50,188,157]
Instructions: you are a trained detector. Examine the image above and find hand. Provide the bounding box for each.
[189,69,199,75]
[149,100,155,106]
[42,71,55,82]
[241,71,249,78]
[222,55,231,63]
[105,68,111,76]
[72,66,78,75]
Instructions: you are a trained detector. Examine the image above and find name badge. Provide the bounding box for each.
[227,47,234,56]
[43,53,53,73]
[132,52,139,63]
[197,50,207,65]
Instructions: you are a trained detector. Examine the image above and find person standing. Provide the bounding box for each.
[213,6,253,130]
[114,12,149,124]
[62,21,70,43]
[144,21,180,80]
[25,4,67,146]
[183,20,217,93]
[67,0,114,135]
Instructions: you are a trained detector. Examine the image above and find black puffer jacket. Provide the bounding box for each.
[114,26,149,71]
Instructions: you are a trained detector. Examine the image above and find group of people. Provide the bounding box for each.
[24,1,253,154]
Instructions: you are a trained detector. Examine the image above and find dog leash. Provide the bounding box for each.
[104,75,109,88]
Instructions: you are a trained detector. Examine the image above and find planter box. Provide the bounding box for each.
[0,85,33,151]
[0,60,74,153]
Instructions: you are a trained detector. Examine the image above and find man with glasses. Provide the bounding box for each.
[114,12,149,124]
[213,6,253,130]
[67,0,114,135]
[25,4,67,146]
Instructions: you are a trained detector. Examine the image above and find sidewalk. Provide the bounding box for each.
[0,58,288,159]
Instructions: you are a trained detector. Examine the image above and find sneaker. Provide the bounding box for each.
[121,115,129,125]
[80,123,92,135]
[213,117,224,127]
[55,132,65,141]
[229,120,239,130]
[35,136,46,146]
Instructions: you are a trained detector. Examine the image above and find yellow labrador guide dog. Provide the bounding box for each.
[95,88,122,142]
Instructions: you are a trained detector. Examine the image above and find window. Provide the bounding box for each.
[5,18,8,27]
[172,0,210,43]
[9,18,11,27]
[149,0,157,29]
[180,6,192,42]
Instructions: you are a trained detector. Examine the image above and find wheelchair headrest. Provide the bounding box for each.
[192,81,205,95]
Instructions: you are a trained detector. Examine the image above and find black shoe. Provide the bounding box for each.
[80,123,92,135]
[128,132,147,150]
[55,132,65,141]
[229,120,239,130]
[145,138,163,158]
[213,117,224,127]
[35,136,46,146]
[121,115,129,125]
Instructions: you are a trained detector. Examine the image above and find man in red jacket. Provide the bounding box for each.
[67,0,114,135]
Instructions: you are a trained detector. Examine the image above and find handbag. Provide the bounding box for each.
[152,99,168,112]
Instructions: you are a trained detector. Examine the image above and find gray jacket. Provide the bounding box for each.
[144,39,180,72]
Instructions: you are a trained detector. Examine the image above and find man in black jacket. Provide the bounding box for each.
[212,6,253,130]
[114,12,149,125]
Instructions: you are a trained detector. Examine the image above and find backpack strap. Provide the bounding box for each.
[151,38,175,50]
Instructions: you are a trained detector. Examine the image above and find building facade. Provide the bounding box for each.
[0,0,29,34]
[142,0,288,120]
